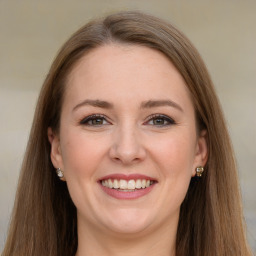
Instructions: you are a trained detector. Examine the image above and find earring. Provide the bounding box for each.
[196,166,204,177]
[56,168,64,179]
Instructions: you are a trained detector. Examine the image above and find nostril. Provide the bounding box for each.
[108,132,147,164]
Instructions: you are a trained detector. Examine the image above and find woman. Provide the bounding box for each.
[2,11,252,256]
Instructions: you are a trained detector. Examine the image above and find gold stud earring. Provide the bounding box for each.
[196,166,204,177]
[56,168,64,179]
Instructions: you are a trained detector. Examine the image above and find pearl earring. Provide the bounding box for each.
[56,168,64,179]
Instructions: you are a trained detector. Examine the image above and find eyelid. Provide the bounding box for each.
[79,114,111,126]
[79,113,175,127]
[144,114,176,126]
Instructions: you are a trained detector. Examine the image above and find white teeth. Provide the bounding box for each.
[120,179,128,189]
[108,179,113,188]
[113,179,118,189]
[135,179,142,189]
[127,180,136,189]
[102,178,154,190]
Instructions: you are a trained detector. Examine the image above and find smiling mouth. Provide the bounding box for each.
[101,179,156,191]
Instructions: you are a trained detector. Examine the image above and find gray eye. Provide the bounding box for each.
[147,115,175,126]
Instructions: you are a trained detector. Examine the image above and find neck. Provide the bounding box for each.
[75,217,177,256]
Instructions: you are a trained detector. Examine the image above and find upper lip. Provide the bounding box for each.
[99,173,157,181]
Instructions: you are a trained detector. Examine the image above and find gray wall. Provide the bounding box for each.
[0,0,255,253]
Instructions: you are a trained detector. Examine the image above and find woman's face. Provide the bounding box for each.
[49,44,207,236]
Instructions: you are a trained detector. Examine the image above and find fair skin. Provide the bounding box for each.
[48,44,208,256]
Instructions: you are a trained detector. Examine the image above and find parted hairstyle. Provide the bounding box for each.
[2,11,252,256]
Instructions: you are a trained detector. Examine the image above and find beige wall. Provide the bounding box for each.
[0,0,255,252]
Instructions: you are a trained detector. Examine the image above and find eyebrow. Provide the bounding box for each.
[72,99,183,112]
[140,99,183,112]
[73,99,113,112]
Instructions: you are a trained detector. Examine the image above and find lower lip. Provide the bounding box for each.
[99,183,156,200]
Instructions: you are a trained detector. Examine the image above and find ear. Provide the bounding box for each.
[192,129,208,177]
[47,127,64,172]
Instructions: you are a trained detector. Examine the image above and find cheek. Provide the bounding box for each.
[149,131,197,176]
[159,134,196,205]
[59,129,110,212]
[59,129,108,179]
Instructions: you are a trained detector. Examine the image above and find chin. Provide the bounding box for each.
[99,208,156,235]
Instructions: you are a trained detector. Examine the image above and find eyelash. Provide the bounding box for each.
[79,114,175,127]
[80,114,110,126]
[144,114,175,127]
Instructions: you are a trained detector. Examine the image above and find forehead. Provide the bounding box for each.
[64,43,193,109]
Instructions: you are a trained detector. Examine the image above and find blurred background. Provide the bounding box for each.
[0,0,255,253]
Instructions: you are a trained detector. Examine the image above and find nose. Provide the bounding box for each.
[109,125,146,165]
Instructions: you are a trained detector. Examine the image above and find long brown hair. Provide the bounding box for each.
[2,11,252,256]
